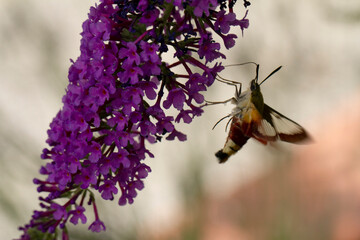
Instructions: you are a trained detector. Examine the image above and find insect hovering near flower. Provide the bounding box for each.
[208,62,310,163]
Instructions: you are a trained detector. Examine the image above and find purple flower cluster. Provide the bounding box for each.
[18,0,249,238]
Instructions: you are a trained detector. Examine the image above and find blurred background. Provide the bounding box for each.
[1,0,360,239]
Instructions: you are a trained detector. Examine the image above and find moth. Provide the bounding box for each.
[209,63,310,163]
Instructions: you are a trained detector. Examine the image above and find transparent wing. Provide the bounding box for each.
[262,104,309,143]
[253,118,277,141]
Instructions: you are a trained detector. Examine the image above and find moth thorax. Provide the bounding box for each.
[251,88,264,114]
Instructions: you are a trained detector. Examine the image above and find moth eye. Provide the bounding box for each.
[250,81,256,91]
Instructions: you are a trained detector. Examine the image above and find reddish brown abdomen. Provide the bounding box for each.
[216,117,250,163]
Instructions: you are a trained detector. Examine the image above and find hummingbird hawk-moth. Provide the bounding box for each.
[209,63,310,163]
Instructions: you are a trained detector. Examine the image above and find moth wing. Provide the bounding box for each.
[252,117,278,142]
[262,104,309,143]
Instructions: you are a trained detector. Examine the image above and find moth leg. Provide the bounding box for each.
[214,109,244,131]
[202,97,235,107]
[216,74,242,98]
[212,114,232,130]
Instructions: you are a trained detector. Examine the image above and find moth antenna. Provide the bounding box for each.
[259,66,282,85]
[212,114,232,130]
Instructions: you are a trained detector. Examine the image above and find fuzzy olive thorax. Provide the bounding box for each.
[250,80,264,114]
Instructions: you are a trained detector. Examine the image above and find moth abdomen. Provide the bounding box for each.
[215,150,229,163]
[216,117,250,163]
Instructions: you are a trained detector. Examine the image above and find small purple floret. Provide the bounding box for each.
[69,206,87,225]
[88,219,106,232]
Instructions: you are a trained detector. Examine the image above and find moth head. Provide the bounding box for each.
[250,79,260,91]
